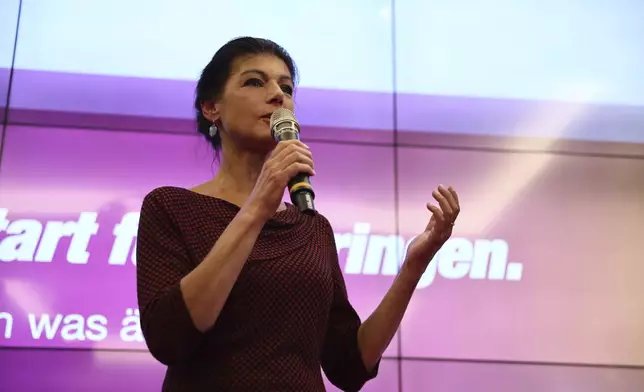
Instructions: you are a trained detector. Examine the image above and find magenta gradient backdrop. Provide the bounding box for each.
[1,123,643,391]
[2,2,644,391]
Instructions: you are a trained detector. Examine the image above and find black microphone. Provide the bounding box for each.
[270,108,316,215]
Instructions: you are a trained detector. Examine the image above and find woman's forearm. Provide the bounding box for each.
[180,204,266,332]
[357,258,427,370]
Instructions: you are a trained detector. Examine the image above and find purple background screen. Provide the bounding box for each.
[1,1,644,391]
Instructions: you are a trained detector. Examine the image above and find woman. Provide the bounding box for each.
[136,37,460,391]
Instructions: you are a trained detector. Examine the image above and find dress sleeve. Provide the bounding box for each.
[136,190,205,365]
[320,218,380,392]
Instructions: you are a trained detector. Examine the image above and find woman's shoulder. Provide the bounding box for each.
[308,209,335,241]
[141,186,230,215]
[142,186,195,209]
[143,185,242,218]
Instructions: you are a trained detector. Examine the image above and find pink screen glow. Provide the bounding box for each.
[2,1,644,390]
[1,125,643,370]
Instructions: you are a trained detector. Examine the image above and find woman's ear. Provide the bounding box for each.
[201,100,220,124]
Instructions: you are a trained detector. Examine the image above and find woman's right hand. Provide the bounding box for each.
[244,140,315,221]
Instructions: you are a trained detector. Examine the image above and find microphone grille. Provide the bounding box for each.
[270,107,297,129]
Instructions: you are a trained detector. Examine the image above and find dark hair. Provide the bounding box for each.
[194,37,299,153]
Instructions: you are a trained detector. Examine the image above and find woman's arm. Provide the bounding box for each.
[136,190,266,365]
[357,261,425,370]
[320,216,382,392]
[179,203,265,332]
[358,185,460,369]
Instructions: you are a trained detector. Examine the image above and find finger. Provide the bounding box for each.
[440,185,460,221]
[280,152,314,176]
[432,188,453,220]
[272,139,310,157]
[426,203,445,225]
[286,162,316,178]
[286,139,311,153]
[285,145,313,163]
[448,186,460,211]
[438,185,458,211]
[272,145,313,169]
[273,141,310,156]
[280,139,308,148]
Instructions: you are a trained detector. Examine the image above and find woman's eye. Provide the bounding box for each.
[244,78,263,87]
[281,85,294,95]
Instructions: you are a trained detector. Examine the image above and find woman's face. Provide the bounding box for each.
[207,53,295,153]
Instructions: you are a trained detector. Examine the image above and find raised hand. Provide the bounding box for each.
[245,140,315,221]
[405,185,460,271]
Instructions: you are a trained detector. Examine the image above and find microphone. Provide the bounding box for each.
[270,108,316,215]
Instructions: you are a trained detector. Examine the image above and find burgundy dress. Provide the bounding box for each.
[136,186,380,391]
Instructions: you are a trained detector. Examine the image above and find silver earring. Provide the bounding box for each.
[209,124,218,138]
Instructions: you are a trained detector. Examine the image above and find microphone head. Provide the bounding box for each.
[270,107,296,127]
[270,108,300,141]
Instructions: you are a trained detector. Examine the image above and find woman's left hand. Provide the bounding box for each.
[405,185,461,272]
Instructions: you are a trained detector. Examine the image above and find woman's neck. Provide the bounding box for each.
[205,147,270,208]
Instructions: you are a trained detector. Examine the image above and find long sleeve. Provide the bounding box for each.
[320,219,380,392]
[136,190,205,365]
